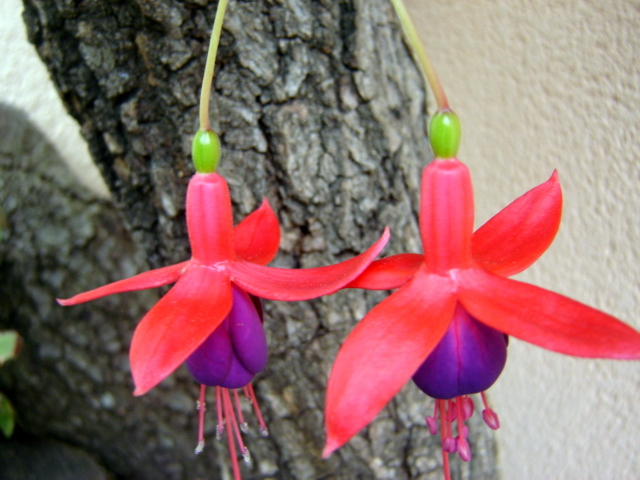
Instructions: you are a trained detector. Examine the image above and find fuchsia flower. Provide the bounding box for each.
[60,172,388,394]
[323,157,640,475]
[59,171,389,477]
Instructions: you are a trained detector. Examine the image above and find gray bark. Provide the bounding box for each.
[2,0,500,478]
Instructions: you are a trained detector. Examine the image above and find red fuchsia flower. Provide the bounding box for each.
[323,111,640,478]
[59,169,389,478]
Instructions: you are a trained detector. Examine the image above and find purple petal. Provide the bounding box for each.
[185,325,233,386]
[219,356,255,389]
[412,304,507,399]
[228,286,268,375]
[185,286,267,388]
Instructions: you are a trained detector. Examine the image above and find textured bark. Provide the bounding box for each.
[7,0,500,478]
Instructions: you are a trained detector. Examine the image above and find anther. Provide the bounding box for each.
[456,437,471,461]
[480,391,500,429]
[194,440,205,455]
[241,446,251,464]
[460,396,474,420]
[482,408,500,430]
[443,437,457,453]
[426,416,438,435]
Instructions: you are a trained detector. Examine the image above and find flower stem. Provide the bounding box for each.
[388,0,449,111]
[199,0,230,130]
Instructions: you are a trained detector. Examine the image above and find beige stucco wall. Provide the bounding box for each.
[407,0,640,478]
[1,0,108,197]
[2,0,639,479]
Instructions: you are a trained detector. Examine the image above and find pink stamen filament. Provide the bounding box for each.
[233,389,249,433]
[455,398,471,461]
[438,399,452,480]
[222,389,251,464]
[426,400,439,435]
[195,384,206,454]
[216,386,224,440]
[246,383,268,437]
[195,384,270,479]
[480,391,500,430]
[224,401,242,480]
[427,392,501,478]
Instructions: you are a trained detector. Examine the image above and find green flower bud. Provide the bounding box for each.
[429,110,461,159]
[192,129,221,173]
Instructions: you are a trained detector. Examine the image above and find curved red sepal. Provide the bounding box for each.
[130,266,233,395]
[234,199,280,265]
[458,269,640,359]
[323,269,456,456]
[229,228,390,301]
[57,261,189,306]
[346,254,423,290]
[473,171,562,277]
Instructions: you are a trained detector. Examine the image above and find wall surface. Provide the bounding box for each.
[1,0,108,197]
[406,0,640,479]
[2,0,639,479]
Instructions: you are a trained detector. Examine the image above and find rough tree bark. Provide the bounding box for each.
[4,0,499,478]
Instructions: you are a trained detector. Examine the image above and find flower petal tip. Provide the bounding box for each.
[322,439,341,459]
[131,376,154,396]
[56,298,70,306]
[132,387,147,397]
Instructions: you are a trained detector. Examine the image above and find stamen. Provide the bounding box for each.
[233,389,249,433]
[455,398,471,461]
[224,397,242,480]
[438,399,452,480]
[480,391,500,430]
[195,384,206,454]
[457,437,471,462]
[216,386,225,440]
[460,395,474,420]
[246,383,269,437]
[426,399,439,435]
[222,389,251,466]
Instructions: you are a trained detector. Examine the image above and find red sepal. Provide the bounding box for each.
[473,171,562,277]
[130,266,233,395]
[229,228,390,301]
[346,253,422,290]
[458,269,640,359]
[57,261,189,306]
[234,199,280,265]
[323,269,456,456]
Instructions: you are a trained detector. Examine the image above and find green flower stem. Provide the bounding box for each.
[199,0,230,130]
[388,0,449,111]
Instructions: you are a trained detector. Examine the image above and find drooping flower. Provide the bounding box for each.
[323,155,640,476]
[59,171,389,477]
[60,172,388,395]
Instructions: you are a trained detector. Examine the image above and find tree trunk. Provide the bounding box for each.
[6,0,500,478]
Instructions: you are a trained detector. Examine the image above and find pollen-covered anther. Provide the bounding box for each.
[456,436,471,461]
[460,396,474,420]
[426,415,438,435]
[194,440,205,455]
[482,408,500,430]
[241,447,251,464]
[443,436,457,453]
[481,391,500,429]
